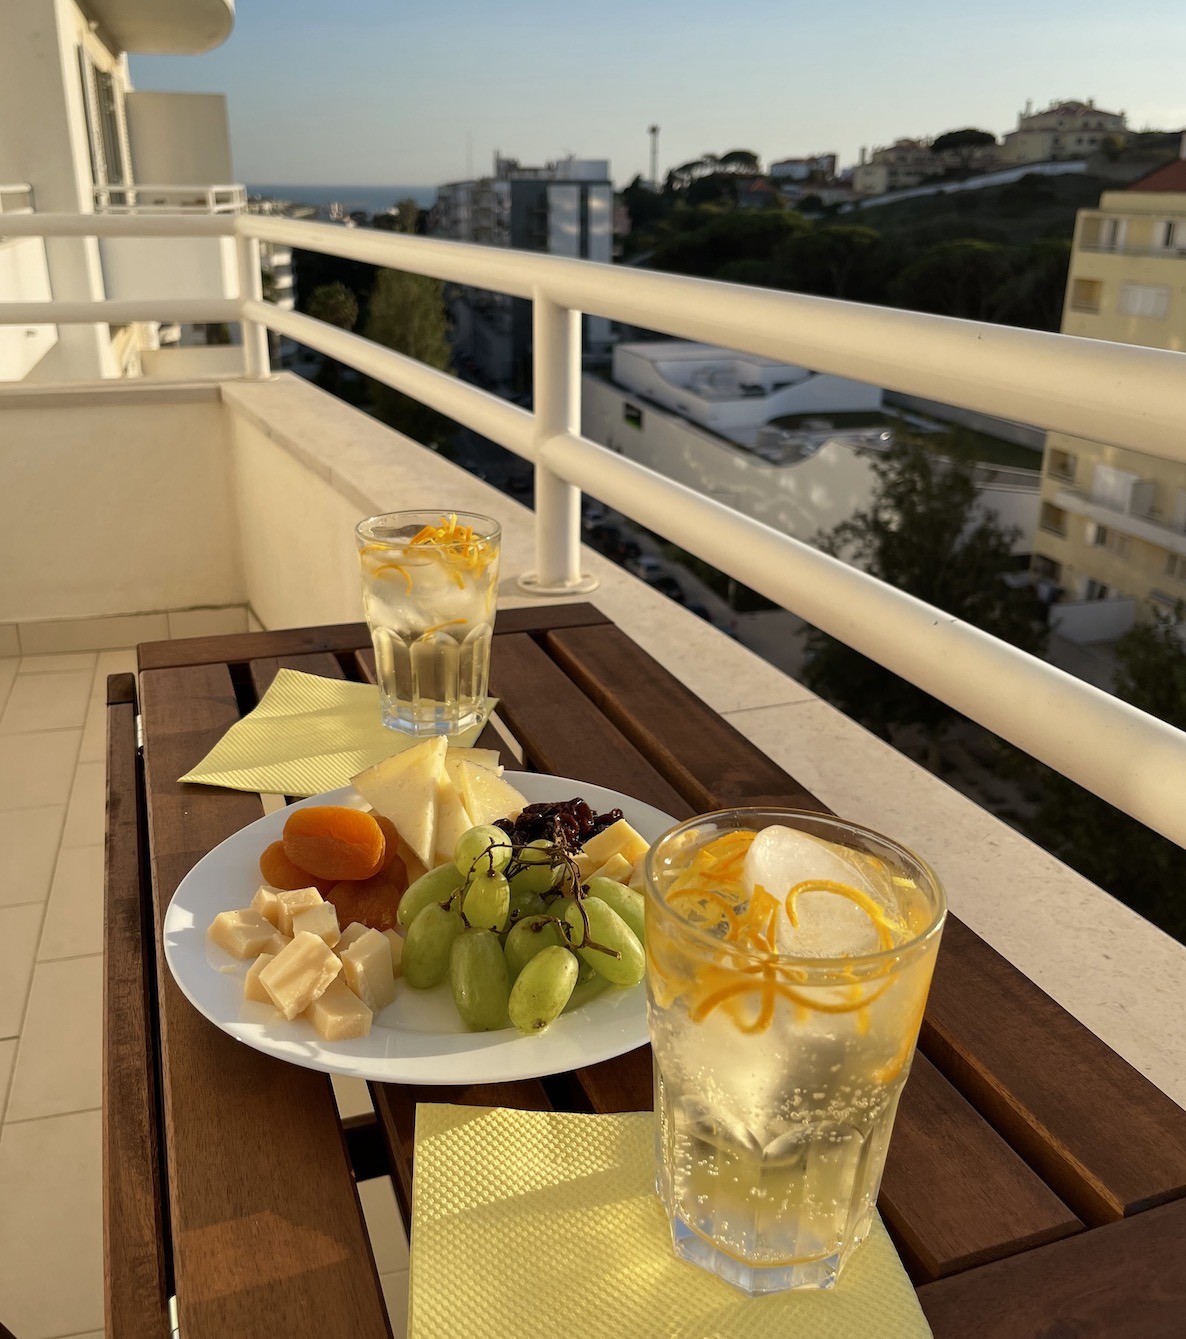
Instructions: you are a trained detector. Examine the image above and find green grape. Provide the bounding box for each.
[563,898,645,988]
[563,973,610,1014]
[402,901,463,989]
[508,946,579,1034]
[504,915,567,981]
[575,955,596,984]
[396,862,465,929]
[450,928,511,1031]
[462,869,510,933]
[506,889,548,926]
[454,825,513,878]
[586,877,646,945]
[508,839,561,896]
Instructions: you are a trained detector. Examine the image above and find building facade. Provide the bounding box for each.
[431,155,614,391]
[1033,149,1186,639]
[999,99,1127,166]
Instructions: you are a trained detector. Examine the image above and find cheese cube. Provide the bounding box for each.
[290,901,340,948]
[274,887,323,937]
[251,885,283,927]
[381,928,405,977]
[580,819,649,869]
[262,931,291,957]
[258,932,341,1020]
[208,908,277,960]
[587,852,633,886]
[340,928,397,1012]
[243,953,275,1003]
[305,978,372,1041]
[337,921,371,952]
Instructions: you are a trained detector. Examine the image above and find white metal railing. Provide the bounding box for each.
[93,183,246,214]
[0,183,34,216]
[3,208,1186,851]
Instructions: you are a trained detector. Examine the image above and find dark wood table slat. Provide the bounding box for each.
[879,1054,1082,1283]
[139,663,391,1339]
[103,673,172,1339]
[921,916,1186,1226]
[917,1195,1186,1339]
[490,632,692,818]
[370,1080,553,1228]
[547,624,829,814]
[138,623,373,672]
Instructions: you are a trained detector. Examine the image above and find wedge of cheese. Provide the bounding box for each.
[351,736,447,870]
[456,760,526,828]
[433,770,474,866]
[443,747,503,785]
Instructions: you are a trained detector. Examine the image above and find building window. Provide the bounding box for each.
[1040,502,1068,536]
[1118,283,1170,319]
[1166,553,1186,582]
[1084,578,1110,601]
[1090,523,1109,548]
[1158,221,1178,250]
[623,403,643,429]
[1070,278,1103,313]
[1032,554,1062,581]
[1047,449,1077,482]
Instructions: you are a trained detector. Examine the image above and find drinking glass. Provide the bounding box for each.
[644,808,945,1294]
[356,510,501,735]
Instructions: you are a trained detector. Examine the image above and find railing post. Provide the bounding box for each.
[518,291,598,596]
[235,231,270,379]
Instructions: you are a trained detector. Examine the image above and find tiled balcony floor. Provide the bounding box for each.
[0,649,409,1339]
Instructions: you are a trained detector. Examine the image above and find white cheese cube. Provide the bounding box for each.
[258,932,341,1020]
[337,921,371,952]
[305,978,372,1041]
[580,819,649,869]
[290,901,341,948]
[208,908,277,960]
[243,953,276,1003]
[274,887,323,937]
[587,852,633,886]
[262,931,291,957]
[340,928,397,1012]
[251,885,283,928]
[381,928,405,977]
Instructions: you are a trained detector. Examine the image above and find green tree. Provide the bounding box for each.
[306,282,359,394]
[1025,605,1186,942]
[364,267,453,445]
[776,225,892,301]
[891,239,1016,321]
[802,440,1045,752]
[931,128,997,169]
[373,198,421,234]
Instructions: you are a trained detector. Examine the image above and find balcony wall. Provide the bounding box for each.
[99,235,239,303]
[1,372,1184,1107]
[0,236,56,380]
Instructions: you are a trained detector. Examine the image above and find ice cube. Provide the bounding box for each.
[743,826,885,959]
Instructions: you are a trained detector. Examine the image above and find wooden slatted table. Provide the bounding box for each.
[103,602,1186,1338]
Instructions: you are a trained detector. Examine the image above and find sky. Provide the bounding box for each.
[131,0,1186,189]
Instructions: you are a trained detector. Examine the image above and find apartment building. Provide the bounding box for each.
[1033,145,1186,640]
[999,99,1127,166]
[431,155,613,391]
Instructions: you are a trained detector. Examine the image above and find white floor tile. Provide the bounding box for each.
[39,845,103,962]
[359,1175,410,1274]
[380,1270,409,1339]
[0,730,82,810]
[331,1072,374,1120]
[0,904,43,1039]
[0,670,93,735]
[0,658,17,717]
[0,1109,103,1339]
[18,652,97,675]
[78,693,107,764]
[0,1038,15,1116]
[60,761,106,849]
[93,647,139,690]
[19,612,167,655]
[5,955,102,1122]
[0,806,65,907]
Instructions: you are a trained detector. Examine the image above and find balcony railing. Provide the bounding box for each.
[93,183,247,214]
[3,209,1186,852]
[0,183,34,216]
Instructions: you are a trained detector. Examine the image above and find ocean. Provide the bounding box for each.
[248,184,438,217]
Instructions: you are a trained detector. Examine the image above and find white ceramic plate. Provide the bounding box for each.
[164,774,676,1085]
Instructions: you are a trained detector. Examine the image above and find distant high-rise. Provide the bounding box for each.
[431,154,614,392]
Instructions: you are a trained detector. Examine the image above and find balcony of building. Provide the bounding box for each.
[2,212,1186,1335]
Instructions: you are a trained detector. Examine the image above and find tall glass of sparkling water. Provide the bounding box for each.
[356,511,501,735]
[644,808,945,1294]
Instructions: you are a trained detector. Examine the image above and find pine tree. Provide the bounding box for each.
[364,268,453,445]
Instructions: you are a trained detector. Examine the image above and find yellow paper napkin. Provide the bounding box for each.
[409,1105,931,1339]
[178,668,495,796]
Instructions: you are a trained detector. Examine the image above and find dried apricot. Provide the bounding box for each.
[258,840,334,895]
[282,806,385,882]
[325,858,408,933]
[374,816,404,874]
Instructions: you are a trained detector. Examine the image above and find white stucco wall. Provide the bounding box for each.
[125,91,234,185]
[0,382,242,621]
[0,238,57,380]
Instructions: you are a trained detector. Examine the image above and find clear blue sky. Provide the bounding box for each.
[131,0,1186,188]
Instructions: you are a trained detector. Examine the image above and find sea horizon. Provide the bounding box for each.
[248,183,439,213]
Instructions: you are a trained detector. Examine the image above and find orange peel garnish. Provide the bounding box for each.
[784,879,896,952]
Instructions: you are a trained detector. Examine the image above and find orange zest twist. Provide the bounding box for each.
[361,514,495,592]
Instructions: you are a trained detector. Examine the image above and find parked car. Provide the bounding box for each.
[653,575,686,604]
[627,555,663,581]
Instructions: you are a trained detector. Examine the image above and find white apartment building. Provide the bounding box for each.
[0,0,254,383]
[431,155,614,391]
